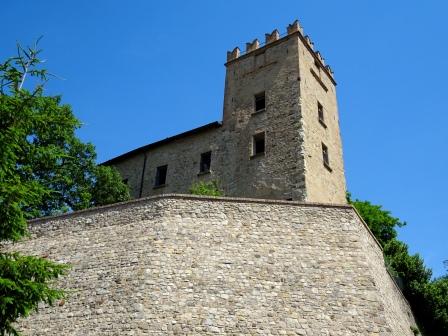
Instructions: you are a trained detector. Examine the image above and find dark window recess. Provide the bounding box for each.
[154,165,167,187]
[253,133,265,155]
[254,92,266,112]
[322,143,330,167]
[318,102,325,124]
[199,151,212,173]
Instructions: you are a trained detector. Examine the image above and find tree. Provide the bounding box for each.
[346,193,405,247]
[423,276,448,334]
[384,240,448,335]
[91,165,130,206]
[348,193,448,335]
[0,40,129,335]
[0,254,67,336]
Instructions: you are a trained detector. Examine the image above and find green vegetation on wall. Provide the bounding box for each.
[347,193,448,336]
[189,180,223,197]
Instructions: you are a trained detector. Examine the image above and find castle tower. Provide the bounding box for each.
[223,20,346,203]
[105,20,347,204]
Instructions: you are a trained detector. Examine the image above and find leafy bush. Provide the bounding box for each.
[91,166,130,206]
[189,181,223,197]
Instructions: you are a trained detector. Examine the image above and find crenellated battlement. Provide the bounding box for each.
[226,47,240,61]
[245,38,260,53]
[304,35,314,50]
[226,19,334,81]
[287,20,303,35]
[315,51,325,65]
[265,29,280,44]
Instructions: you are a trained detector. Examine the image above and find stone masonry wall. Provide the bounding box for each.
[296,37,347,204]
[10,195,416,335]
[222,35,305,200]
[113,127,224,199]
[356,208,417,334]
[113,152,146,198]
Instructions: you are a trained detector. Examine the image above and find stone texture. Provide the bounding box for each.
[221,34,305,201]
[110,28,346,204]
[9,195,416,335]
[297,36,346,204]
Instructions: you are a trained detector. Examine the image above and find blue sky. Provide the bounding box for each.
[2,0,447,277]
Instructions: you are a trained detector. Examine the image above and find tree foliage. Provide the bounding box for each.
[347,193,405,247]
[0,41,129,335]
[0,253,67,336]
[189,180,223,197]
[348,193,448,335]
[91,165,130,206]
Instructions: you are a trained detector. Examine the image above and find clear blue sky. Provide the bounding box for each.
[2,0,447,277]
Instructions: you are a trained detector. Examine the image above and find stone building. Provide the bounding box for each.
[11,20,419,335]
[104,20,346,204]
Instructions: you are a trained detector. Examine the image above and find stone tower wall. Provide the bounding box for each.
[296,34,347,203]
[222,34,305,200]
[11,195,416,335]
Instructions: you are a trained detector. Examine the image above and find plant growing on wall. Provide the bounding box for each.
[0,40,130,335]
[189,180,223,197]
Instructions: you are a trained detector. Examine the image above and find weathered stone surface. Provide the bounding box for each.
[110,26,346,204]
[297,35,346,204]
[10,195,416,335]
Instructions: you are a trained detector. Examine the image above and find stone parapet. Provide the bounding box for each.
[225,19,335,83]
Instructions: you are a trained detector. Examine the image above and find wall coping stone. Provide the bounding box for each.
[28,194,350,224]
[27,194,380,250]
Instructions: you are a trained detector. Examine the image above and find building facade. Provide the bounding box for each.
[104,20,347,204]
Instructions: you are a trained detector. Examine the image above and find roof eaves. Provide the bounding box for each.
[101,121,222,166]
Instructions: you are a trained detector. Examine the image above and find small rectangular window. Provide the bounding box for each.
[154,165,167,187]
[252,132,265,156]
[199,151,212,173]
[254,92,266,112]
[318,102,326,127]
[322,143,330,169]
